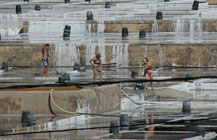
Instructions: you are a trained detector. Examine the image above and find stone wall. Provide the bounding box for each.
[87,19,217,33]
[127,44,217,66]
[202,19,217,32]
[104,20,153,33]
[0,84,121,114]
[0,43,55,67]
[67,44,217,67]
[208,0,217,4]
[1,43,217,67]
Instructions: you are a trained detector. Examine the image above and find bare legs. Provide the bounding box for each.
[93,68,97,81]
[144,73,149,92]
[43,66,48,77]
[150,73,154,90]
[99,71,102,81]
[93,68,102,82]
[144,72,154,92]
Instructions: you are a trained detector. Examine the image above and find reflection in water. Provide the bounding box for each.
[23,133,35,139]
[144,113,155,140]
[110,133,120,139]
[138,89,156,100]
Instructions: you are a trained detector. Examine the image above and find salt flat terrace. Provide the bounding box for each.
[1,79,217,139]
[0,0,217,139]
[0,0,217,44]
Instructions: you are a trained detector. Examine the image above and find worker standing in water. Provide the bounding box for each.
[89,54,103,81]
[141,57,154,92]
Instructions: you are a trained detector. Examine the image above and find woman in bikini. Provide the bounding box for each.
[89,54,102,81]
[141,57,154,92]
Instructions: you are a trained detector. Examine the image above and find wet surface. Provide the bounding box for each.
[0,64,217,139]
[0,0,217,44]
[1,0,217,139]
[1,67,217,139]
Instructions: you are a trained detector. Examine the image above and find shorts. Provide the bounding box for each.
[42,57,49,66]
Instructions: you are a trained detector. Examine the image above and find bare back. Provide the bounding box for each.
[42,47,49,58]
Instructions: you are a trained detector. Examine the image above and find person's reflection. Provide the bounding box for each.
[138,90,156,100]
[139,92,143,99]
[144,113,155,139]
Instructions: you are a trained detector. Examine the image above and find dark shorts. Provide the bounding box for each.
[42,57,49,66]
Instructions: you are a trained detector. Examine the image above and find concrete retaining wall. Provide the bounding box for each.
[0,84,121,114]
